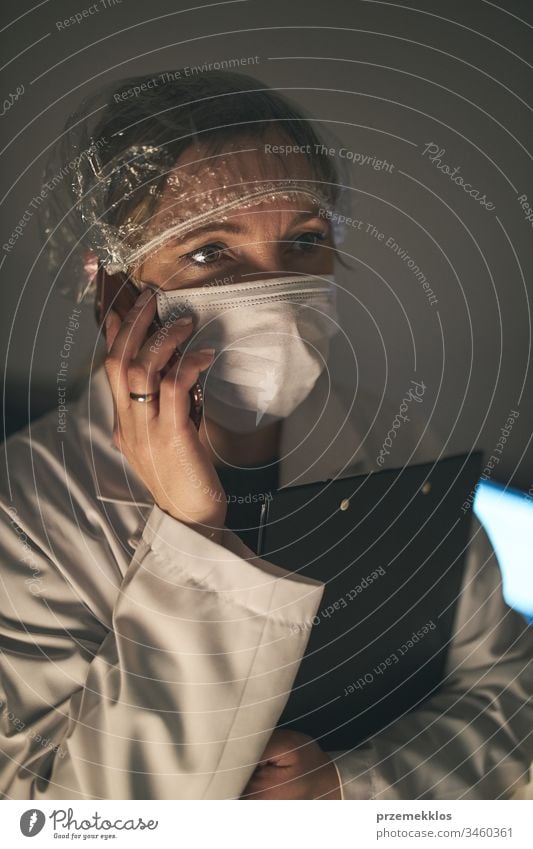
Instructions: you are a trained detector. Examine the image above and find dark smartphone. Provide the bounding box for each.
[95,266,203,429]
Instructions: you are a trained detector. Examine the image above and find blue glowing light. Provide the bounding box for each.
[473,479,533,622]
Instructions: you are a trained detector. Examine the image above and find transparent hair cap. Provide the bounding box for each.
[39,71,356,304]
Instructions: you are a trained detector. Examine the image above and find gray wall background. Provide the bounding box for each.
[1,0,532,489]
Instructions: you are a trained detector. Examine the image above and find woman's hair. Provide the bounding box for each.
[44,69,350,301]
[93,69,342,231]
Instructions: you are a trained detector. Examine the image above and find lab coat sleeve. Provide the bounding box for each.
[326,514,533,799]
[0,502,324,800]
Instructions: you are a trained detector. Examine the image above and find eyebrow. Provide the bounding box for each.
[168,209,327,246]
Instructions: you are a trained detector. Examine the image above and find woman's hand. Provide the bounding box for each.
[104,288,227,542]
[240,729,342,799]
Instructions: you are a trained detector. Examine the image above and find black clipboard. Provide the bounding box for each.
[256,451,483,750]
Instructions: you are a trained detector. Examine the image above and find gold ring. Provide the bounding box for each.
[129,391,160,403]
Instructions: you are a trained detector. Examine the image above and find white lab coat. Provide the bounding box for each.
[0,365,531,799]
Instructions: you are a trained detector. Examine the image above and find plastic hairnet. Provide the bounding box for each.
[39,72,355,304]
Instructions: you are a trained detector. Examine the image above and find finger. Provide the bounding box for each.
[109,288,157,365]
[240,788,270,800]
[105,289,156,415]
[103,311,122,424]
[259,729,312,763]
[240,771,269,800]
[127,356,161,397]
[126,375,161,425]
[104,309,121,352]
[135,315,194,376]
[128,347,213,429]
[159,349,215,427]
[126,316,195,404]
[240,768,286,800]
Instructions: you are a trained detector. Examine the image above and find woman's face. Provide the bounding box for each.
[133,136,335,290]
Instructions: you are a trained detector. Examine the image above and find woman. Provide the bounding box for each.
[1,71,531,801]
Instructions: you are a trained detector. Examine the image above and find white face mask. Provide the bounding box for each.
[154,274,339,433]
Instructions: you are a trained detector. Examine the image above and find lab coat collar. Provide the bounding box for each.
[79,366,371,507]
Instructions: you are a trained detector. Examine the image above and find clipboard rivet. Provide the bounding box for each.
[340,498,350,511]
[421,481,431,495]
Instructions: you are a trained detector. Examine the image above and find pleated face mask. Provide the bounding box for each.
[152,274,339,433]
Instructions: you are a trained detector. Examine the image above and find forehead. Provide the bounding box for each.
[149,137,325,224]
[170,136,318,187]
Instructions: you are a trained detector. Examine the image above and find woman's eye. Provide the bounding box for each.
[185,242,226,265]
[291,231,327,251]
